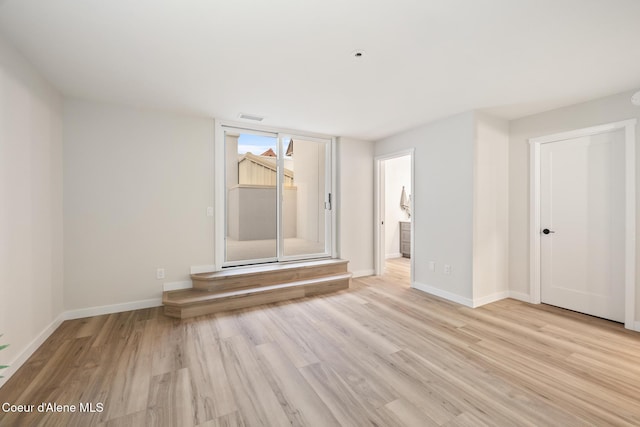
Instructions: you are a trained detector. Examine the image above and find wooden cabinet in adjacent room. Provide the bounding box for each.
[400,221,411,258]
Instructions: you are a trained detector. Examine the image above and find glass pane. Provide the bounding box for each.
[282,137,327,257]
[225,130,278,263]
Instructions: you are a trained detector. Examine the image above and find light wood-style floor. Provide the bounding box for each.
[2,258,640,426]
[384,257,411,287]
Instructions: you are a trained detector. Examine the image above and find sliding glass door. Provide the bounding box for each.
[279,135,331,260]
[224,128,279,264]
[223,126,331,267]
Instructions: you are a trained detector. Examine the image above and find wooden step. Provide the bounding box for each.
[191,258,349,292]
[163,273,351,319]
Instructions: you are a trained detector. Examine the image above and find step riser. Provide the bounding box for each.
[164,277,350,319]
[192,263,348,292]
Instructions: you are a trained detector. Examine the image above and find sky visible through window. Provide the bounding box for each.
[238,134,277,155]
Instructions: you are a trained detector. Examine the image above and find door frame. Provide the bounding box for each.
[374,149,415,282]
[213,119,337,271]
[529,119,637,329]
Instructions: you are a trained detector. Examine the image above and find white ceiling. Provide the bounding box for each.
[1,0,639,140]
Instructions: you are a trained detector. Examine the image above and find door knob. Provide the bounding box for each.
[542,228,555,235]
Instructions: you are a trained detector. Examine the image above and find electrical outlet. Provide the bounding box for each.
[156,268,165,280]
[206,207,214,217]
[429,261,435,272]
[444,264,451,275]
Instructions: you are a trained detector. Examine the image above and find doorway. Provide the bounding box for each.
[529,119,636,328]
[217,125,333,268]
[375,150,415,285]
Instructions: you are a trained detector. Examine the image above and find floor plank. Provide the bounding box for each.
[2,258,640,426]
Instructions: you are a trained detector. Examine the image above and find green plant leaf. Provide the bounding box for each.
[0,335,8,379]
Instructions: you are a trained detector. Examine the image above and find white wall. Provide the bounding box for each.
[375,112,476,301]
[339,137,375,277]
[384,156,411,258]
[473,112,509,303]
[63,99,214,310]
[509,89,640,318]
[295,139,324,243]
[225,133,239,188]
[0,34,63,386]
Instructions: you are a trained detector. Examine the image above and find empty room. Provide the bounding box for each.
[2,0,640,425]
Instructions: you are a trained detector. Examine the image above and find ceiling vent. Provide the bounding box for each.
[238,113,264,122]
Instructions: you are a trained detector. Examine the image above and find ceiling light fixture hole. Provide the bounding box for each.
[352,50,365,59]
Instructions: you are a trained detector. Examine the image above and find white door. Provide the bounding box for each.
[540,129,625,322]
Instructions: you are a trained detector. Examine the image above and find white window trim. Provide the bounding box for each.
[213,119,337,271]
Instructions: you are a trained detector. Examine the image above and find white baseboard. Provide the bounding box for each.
[0,312,66,388]
[472,291,509,308]
[630,321,640,332]
[163,281,192,292]
[351,269,375,278]
[0,297,164,390]
[385,253,402,259]
[411,281,473,307]
[508,290,532,303]
[64,298,163,320]
[191,265,216,274]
